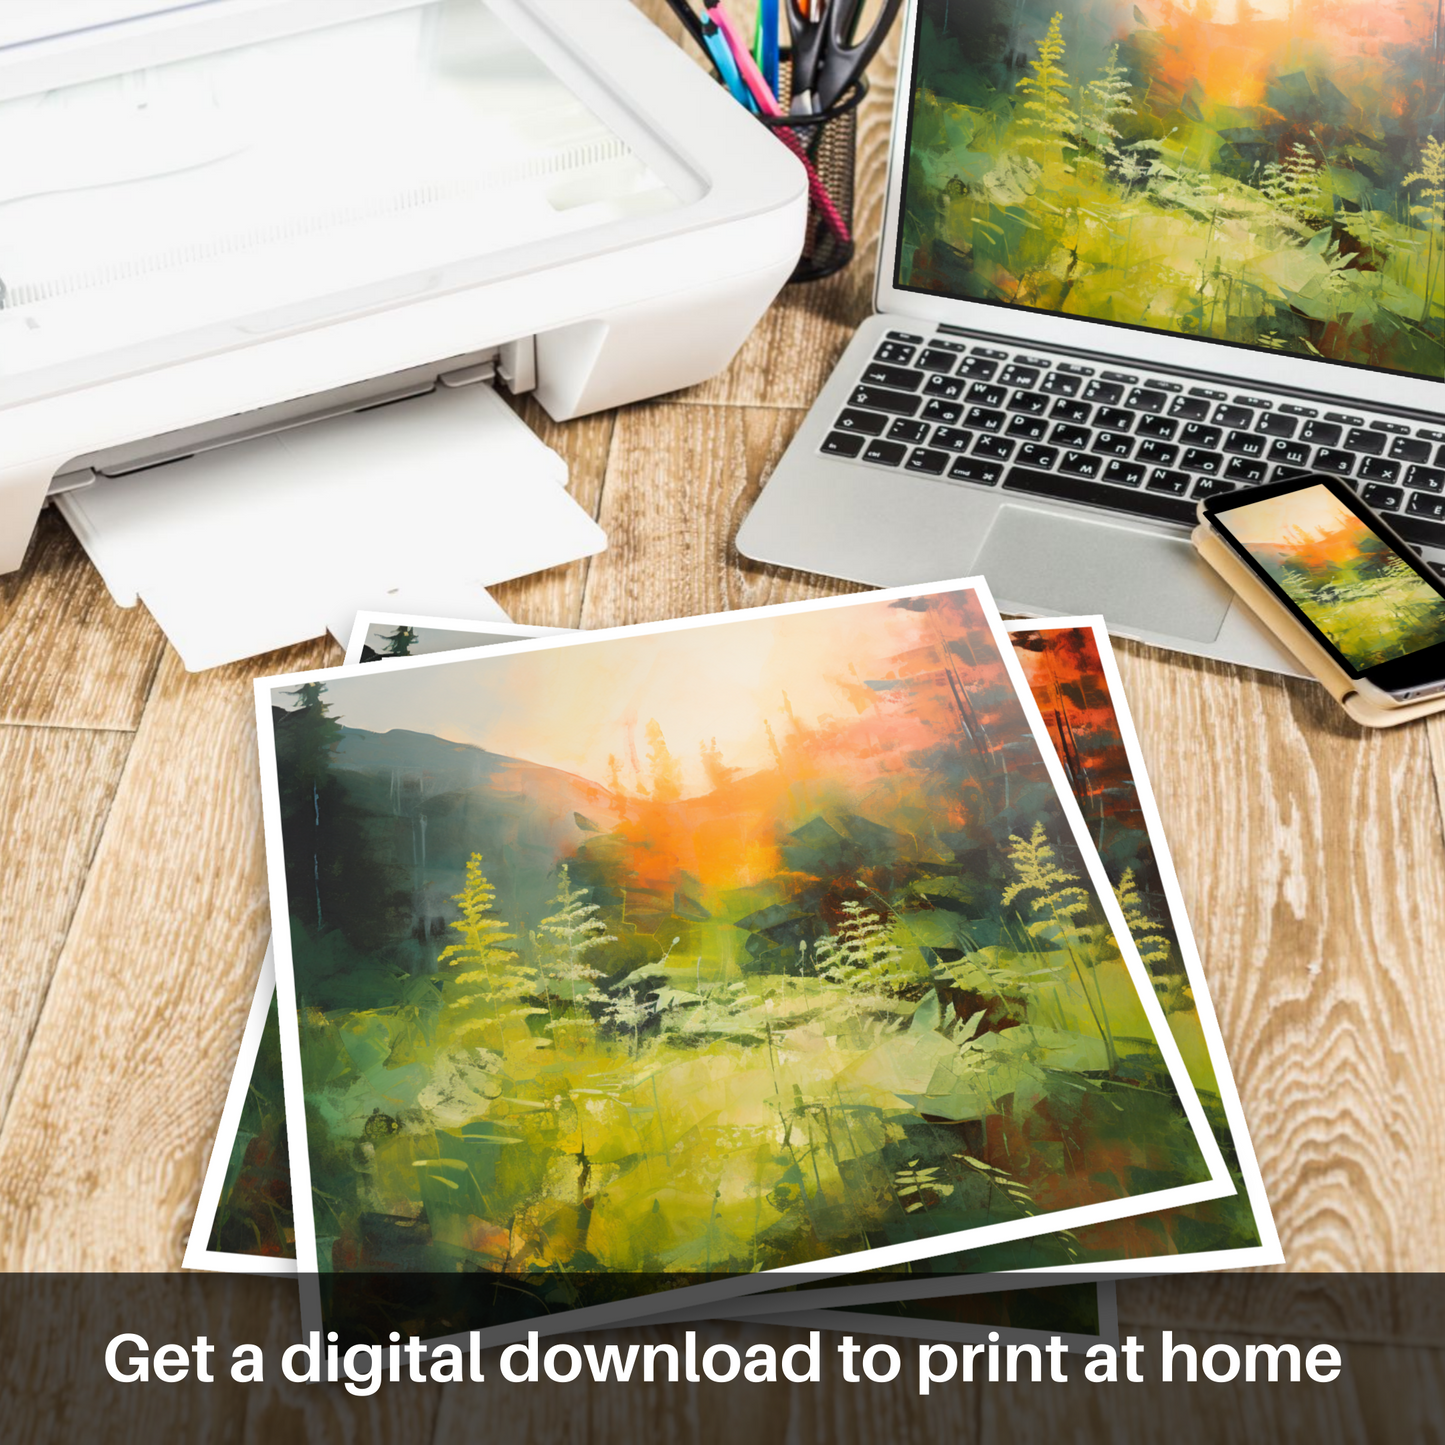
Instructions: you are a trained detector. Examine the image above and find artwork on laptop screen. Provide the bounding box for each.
[1213,483,1445,666]
[254,582,1230,1342]
[897,0,1445,380]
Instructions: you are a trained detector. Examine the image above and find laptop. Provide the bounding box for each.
[737,0,1445,674]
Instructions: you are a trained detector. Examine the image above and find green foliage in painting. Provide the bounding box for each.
[900,0,1445,377]
[208,994,294,1260]
[438,854,540,1049]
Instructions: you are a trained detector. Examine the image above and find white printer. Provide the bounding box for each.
[0,0,806,663]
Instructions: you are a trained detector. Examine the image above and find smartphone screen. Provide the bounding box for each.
[1203,475,1445,696]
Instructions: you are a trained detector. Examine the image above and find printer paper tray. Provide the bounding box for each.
[57,384,604,671]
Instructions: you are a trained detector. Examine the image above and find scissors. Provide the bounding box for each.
[785,0,903,114]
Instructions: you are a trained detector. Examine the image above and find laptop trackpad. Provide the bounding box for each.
[975,505,1233,643]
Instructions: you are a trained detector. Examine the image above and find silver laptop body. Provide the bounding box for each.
[738,0,1445,675]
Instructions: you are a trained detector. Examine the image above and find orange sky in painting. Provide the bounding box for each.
[301,593,1006,799]
[1014,627,1118,744]
[1218,484,1372,548]
[1141,0,1427,114]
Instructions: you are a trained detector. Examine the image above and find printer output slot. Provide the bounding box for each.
[46,338,540,497]
[51,381,605,670]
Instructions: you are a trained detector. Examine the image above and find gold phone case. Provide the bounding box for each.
[1192,522,1445,729]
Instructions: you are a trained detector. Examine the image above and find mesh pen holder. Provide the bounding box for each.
[759,63,867,283]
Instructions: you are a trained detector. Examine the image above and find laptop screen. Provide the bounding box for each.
[893,0,1445,383]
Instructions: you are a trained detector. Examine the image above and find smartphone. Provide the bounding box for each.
[1199,473,1445,706]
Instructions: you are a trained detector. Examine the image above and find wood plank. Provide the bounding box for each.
[2,1276,256,1445]
[0,638,335,1270]
[236,1282,441,1445]
[1108,639,1445,1271]
[1345,1337,1445,1444]
[579,403,866,631]
[490,398,614,630]
[0,725,134,1126]
[982,1323,1388,1445]
[430,1322,980,1445]
[1116,1274,1445,1349]
[0,509,165,730]
[1,1274,441,1445]
[1424,713,1445,859]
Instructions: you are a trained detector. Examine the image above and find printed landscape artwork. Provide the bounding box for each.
[198,612,1274,1302]
[189,621,565,1272]
[206,984,292,1261]
[1218,483,1445,666]
[900,0,1445,378]
[257,584,1227,1339]
[825,619,1278,1290]
[351,616,557,666]
[183,946,294,1273]
[738,619,1278,1318]
[189,963,1109,1346]
[1008,622,1271,1260]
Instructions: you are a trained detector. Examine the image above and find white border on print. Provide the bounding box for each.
[747,1280,1120,1353]
[183,942,293,1278]
[342,610,570,667]
[253,576,1234,1346]
[1004,616,1283,1271]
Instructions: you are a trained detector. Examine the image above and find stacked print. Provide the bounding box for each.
[186,582,1277,1348]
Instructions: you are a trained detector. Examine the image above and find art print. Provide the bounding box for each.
[256,580,1228,1341]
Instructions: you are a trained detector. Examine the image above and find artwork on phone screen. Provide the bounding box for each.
[1220,484,1445,667]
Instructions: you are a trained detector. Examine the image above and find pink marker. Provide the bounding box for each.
[706,2,852,247]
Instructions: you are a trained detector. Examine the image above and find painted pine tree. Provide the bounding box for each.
[1016,13,1076,150]
[815,900,912,998]
[437,852,537,1050]
[380,625,419,657]
[1002,822,1117,1071]
[281,681,341,930]
[644,720,683,801]
[536,865,616,1032]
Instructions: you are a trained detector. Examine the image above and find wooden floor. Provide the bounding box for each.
[2,4,1444,1439]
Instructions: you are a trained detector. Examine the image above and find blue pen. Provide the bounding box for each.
[757,0,780,98]
[700,15,756,110]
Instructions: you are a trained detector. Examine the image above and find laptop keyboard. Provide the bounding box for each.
[821,330,1445,561]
